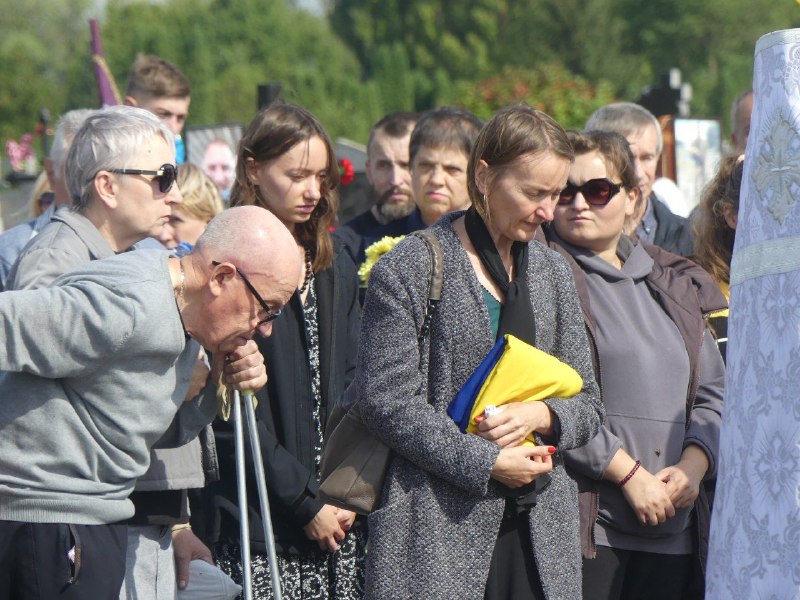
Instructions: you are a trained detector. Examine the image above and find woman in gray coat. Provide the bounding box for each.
[354,105,604,600]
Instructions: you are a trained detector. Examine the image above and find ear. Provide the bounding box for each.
[364,159,373,186]
[244,157,260,185]
[474,159,489,196]
[624,185,640,218]
[208,261,236,298]
[123,96,139,107]
[93,171,119,209]
[722,204,738,230]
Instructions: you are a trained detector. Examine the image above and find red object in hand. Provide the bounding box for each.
[338,158,355,186]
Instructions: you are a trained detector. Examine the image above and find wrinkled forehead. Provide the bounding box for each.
[369,129,412,157]
[412,143,469,165]
[140,96,190,117]
[625,125,659,156]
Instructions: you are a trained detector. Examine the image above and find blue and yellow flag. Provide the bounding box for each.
[447,334,583,446]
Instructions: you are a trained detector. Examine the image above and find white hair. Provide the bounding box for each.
[65,105,173,211]
[50,109,97,180]
[585,102,663,154]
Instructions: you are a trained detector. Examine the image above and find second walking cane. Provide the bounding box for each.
[233,389,283,600]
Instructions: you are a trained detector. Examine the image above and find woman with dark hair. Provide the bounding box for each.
[544,130,726,599]
[205,103,363,599]
[355,104,604,599]
[692,153,743,362]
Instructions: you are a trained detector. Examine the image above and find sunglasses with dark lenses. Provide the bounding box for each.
[558,178,623,206]
[108,163,177,194]
[211,260,282,325]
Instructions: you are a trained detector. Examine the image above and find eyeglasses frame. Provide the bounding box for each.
[211,260,282,326]
[107,163,178,194]
[558,177,623,207]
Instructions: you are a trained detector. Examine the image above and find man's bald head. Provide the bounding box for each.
[182,206,301,351]
[194,205,300,284]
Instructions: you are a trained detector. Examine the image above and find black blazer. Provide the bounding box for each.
[204,240,361,554]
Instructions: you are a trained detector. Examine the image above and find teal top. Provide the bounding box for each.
[481,287,502,340]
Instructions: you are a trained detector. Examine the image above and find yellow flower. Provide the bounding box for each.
[358,235,406,286]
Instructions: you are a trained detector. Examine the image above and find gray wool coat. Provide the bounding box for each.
[355,214,604,600]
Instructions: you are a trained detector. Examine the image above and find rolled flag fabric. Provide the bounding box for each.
[448,334,583,445]
[705,29,800,599]
[90,19,121,107]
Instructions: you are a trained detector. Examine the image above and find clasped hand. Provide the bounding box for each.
[304,504,356,552]
[623,462,705,525]
[474,402,547,448]
[620,467,676,526]
[490,445,555,488]
[211,339,268,392]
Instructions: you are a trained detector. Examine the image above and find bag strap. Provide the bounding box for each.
[412,230,444,346]
[332,231,443,428]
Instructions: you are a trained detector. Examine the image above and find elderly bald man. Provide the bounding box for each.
[0,205,299,599]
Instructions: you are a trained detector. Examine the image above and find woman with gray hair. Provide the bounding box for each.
[355,105,604,599]
[7,105,181,291]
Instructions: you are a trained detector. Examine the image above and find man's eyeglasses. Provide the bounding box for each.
[558,178,623,206]
[108,163,177,194]
[212,261,282,325]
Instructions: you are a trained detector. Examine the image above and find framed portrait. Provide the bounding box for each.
[184,123,244,201]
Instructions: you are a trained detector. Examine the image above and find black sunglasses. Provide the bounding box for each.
[558,178,623,206]
[108,163,177,194]
[211,260,282,325]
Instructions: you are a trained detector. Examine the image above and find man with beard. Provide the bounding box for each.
[336,111,418,266]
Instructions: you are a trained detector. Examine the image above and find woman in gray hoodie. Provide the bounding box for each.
[544,130,726,599]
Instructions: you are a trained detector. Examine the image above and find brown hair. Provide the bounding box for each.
[176,163,224,223]
[409,106,483,166]
[567,129,640,230]
[125,54,191,101]
[230,103,338,271]
[468,104,573,221]
[367,111,419,154]
[693,154,742,286]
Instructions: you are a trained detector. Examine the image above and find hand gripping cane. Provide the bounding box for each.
[232,389,282,600]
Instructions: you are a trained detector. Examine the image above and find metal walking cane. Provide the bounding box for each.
[232,389,283,600]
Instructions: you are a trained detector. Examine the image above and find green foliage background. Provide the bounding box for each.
[2,0,799,160]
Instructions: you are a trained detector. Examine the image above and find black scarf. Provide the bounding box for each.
[464,206,547,509]
[464,206,536,345]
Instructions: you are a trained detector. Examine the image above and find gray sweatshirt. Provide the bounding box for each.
[563,240,725,554]
[0,250,216,525]
[6,207,209,500]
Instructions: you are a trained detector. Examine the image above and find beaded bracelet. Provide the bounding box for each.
[618,460,641,487]
[171,523,192,533]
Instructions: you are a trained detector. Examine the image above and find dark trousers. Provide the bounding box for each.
[484,508,545,600]
[582,545,693,600]
[0,520,127,599]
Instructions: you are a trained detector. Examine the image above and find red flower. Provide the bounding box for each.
[338,158,355,186]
